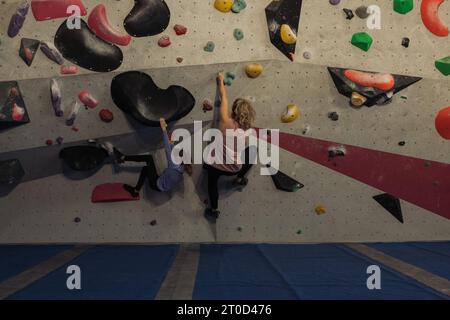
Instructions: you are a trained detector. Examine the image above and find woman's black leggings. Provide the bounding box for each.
[205,148,254,210]
[123,154,160,192]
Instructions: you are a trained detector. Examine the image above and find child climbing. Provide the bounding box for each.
[112,118,192,197]
[203,72,256,223]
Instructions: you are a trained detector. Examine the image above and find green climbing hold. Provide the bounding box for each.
[224,72,236,86]
[393,0,413,15]
[296,229,302,235]
[234,28,244,41]
[232,0,247,13]
[351,32,373,52]
[435,56,450,76]
[204,41,215,52]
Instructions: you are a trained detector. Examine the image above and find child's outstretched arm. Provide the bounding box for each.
[160,118,174,168]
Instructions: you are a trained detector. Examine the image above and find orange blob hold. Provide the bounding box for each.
[344,70,395,91]
[435,106,450,139]
[421,0,449,37]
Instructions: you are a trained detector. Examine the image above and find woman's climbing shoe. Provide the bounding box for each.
[123,184,139,198]
[204,208,220,223]
[232,177,248,188]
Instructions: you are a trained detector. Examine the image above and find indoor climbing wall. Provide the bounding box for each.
[0,0,449,243]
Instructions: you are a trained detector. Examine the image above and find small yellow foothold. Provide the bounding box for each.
[350,92,367,107]
[281,104,300,123]
[315,205,327,215]
[245,63,263,78]
[214,0,234,13]
[280,24,297,45]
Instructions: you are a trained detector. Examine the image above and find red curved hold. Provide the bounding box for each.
[436,106,450,139]
[78,91,98,109]
[88,4,131,46]
[421,0,449,37]
[344,70,395,91]
[31,0,87,21]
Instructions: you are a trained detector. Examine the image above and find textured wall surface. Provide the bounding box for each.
[0,0,449,243]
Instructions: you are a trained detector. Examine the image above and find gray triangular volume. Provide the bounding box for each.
[373,193,404,223]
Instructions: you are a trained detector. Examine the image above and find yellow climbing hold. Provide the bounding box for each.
[350,92,367,107]
[281,104,300,123]
[315,205,327,215]
[245,63,263,78]
[214,0,233,13]
[280,24,297,45]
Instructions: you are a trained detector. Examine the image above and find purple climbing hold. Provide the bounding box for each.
[7,2,29,38]
[41,41,65,65]
[329,0,340,5]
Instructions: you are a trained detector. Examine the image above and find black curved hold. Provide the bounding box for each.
[124,0,170,37]
[111,71,195,127]
[54,19,123,72]
[59,146,109,171]
[0,159,24,185]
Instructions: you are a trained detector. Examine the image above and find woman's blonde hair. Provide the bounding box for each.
[231,98,256,130]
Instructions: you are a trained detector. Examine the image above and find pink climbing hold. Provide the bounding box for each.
[158,36,171,47]
[88,4,132,46]
[11,103,25,121]
[78,91,98,109]
[31,0,87,21]
[60,65,79,75]
[174,24,187,35]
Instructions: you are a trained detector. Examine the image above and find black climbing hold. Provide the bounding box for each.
[355,6,369,19]
[0,81,30,130]
[271,169,304,192]
[59,145,109,171]
[402,37,410,48]
[328,112,339,121]
[111,71,195,127]
[19,38,40,67]
[398,141,406,146]
[124,0,171,37]
[54,19,123,72]
[343,8,354,20]
[265,0,303,60]
[328,67,422,107]
[150,220,157,226]
[0,159,25,185]
[373,193,404,223]
[74,217,81,223]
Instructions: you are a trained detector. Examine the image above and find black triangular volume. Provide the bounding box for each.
[0,81,30,130]
[373,193,404,223]
[265,0,303,60]
[271,170,304,192]
[19,38,40,67]
[327,67,422,107]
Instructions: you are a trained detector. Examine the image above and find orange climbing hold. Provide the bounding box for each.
[344,70,395,91]
[435,106,450,139]
[421,0,449,37]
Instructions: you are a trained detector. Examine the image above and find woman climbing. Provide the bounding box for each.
[203,72,256,223]
[112,118,192,197]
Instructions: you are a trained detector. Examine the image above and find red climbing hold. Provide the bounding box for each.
[87,4,132,46]
[31,0,87,21]
[421,0,449,37]
[78,91,98,109]
[174,24,187,35]
[11,103,25,121]
[158,36,171,47]
[344,70,395,91]
[99,109,114,123]
[435,106,450,139]
[91,183,140,203]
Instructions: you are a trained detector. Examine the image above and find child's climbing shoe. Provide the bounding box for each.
[123,184,139,198]
[204,208,220,223]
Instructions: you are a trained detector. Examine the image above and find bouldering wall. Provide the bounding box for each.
[0,0,449,243]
